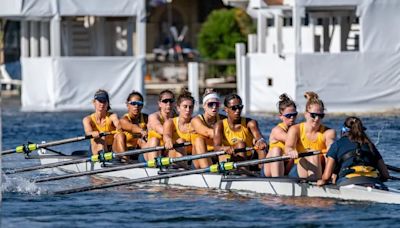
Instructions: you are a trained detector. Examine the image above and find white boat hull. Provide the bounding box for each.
[38,149,400,204]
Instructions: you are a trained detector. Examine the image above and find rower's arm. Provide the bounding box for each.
[271,126,288,143]
[148,113,164,135]
[191,117,213,138]
[248,119,267,150]
[324,129,337,150]
[163,119,174,150]
[285,125,300,158]
[213,121,233,154]
[377,159,390,181]
[120,117,144,134]
[82,116,99,138]
[110,113,122,131]
[317,157,335,186]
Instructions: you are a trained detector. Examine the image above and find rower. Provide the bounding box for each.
[82,89,124,156]
[264,93,297,177]
[191,89,226,168]
[144,89,177,161]
[119,91,148,161]
[163,89,199,168]
[317,116,390,188]
[214,94,267,171]
[286,91,336,180]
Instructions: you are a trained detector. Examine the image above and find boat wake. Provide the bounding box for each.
[1,172,43,195]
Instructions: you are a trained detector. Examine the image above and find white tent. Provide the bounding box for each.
[238,0,400,113]
[0,0,146,111]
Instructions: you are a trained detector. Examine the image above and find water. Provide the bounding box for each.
[2,99,400,227]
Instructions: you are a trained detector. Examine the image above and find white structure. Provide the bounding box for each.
[0,0,146,111]
[237,0,400,113]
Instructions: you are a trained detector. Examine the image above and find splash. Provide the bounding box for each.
[1,171,43,195]
[374,122,387,146]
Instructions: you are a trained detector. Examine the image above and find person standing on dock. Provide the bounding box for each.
[82,89,125,155]
[119,91,148,162]
[317,116,389,187]
[285,91,336,180]
[213,94,267,169]
[264,93,298,177]
[144,89,177,161]
[191,89,226,168]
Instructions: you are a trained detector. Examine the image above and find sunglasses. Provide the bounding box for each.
[282,112,298,118]
[207,102,220,109]
[128,101,144,107]
[309,112,325,119]
[161,98,175,104]
[228,104,244,111]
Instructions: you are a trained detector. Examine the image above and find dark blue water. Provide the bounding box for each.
[2,99,400,227]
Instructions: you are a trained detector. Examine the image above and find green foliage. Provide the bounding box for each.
[198,8,255,60]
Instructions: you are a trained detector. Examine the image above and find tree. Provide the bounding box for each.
[198,8,254,60]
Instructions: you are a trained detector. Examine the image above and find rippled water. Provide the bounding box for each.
[2,98,400,227]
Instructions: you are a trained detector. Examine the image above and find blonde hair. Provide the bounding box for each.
[304,91,324,111]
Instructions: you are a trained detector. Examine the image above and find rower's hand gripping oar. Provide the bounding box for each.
[3,142,191,174]
[54,150,320,195]
[1,132,112,156]
[33,147,253,183]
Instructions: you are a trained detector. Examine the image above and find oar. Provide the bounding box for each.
[3,142,191,174]
[54,151,320,194]
[1,132,112,156]
[390,176,400,181]
[387,165,400,173]
[33,147,253,183]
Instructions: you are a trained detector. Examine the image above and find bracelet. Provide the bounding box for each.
[256,138,265,144]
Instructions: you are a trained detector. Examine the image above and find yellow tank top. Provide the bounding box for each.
[222,118,253,147]
[296,122,327,153]
[172,117,192,142]
[269,122,288,151]
[123,113,146,147]
[90,112,115,146]
[148,113,165,141]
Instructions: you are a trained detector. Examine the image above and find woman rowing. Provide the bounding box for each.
[144,89,176,161]
[82,89,124,155]
[264,93,297,177]
[317,116,389,188]
[191,89,226,168]
[286,91,336,180]
[214,94,267,169]
[163,89,198,168]
[119,91,148,161]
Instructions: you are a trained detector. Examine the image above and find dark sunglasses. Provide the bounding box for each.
[309,112,325,119]
[161,98,175,104]
[228,104,244,111]
[207,102,220,109]
[128,101,144,107]
[282,112,298,118]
